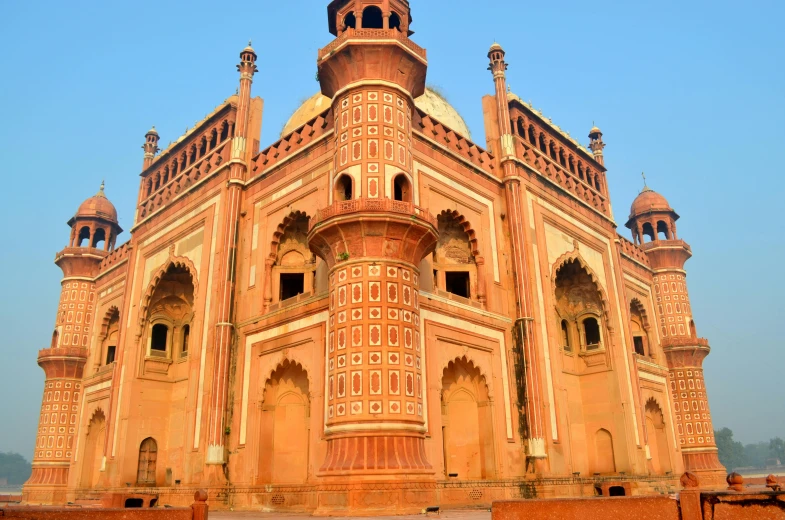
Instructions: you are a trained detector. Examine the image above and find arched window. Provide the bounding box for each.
[538,133,547,154]
[578,163,585,181]
[335,174,353,201]
[343,11,356,30]
[583,317,601,350]
[150,324,169,357]
[51,330,59,349]
[91,228,106,249]
[77,226,91,247]
[136,437,157,486]
[630,300,649,357]
[642,222,655,243]
[549,141,557,161]
[154,172,161,191]
[389,11,401,31]
[162,166,170,185]
[208,129,218,150]
[568,156,575,174]
[181,324,190,355]
[171,159,179,177]
[561,319,571,352]
[516,118,526,137]
[198,137,207,158]
[528,125,537,146]
[558,149,566,167]
[393,174,411,202]
[145,179,153,197]
[689,320,697,338]
[220,121,229,142]
[362,6,383,28]
[188,145,197,166]
[657,220,670,240]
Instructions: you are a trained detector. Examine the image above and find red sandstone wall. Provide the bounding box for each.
[0,507,196,519]
[493,497,679,520]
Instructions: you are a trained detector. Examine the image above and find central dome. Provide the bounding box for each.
[281,87,471,139]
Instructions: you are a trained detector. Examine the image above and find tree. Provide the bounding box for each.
[715,428,745,471]
[0,452,31,485]
[769,437,785,464]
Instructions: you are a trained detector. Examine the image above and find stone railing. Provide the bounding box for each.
[661,336,710,348]
[414,109,495,174]
[641,239,692,253]
[55,247,108,262]
[37,346,89,361]
[251,109,332,174]
[318,28,427,61]
[138,141,230,221]
[100,242,131,271]
[513,135,609,217]
[309,198,437,232]
[617,235,650,267]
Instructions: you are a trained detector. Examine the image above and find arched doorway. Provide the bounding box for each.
[441,357,495,480]
[593,429,616,474]
[258,360,310,484]
[645,399,672,475]
[393,173,412,202]
[80,410,106,488]
[136,437,158,486]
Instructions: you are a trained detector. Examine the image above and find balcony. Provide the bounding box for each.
[309,198,437,232]
[318,28,427,62]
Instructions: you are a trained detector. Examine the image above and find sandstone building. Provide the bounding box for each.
[23,0,726,512]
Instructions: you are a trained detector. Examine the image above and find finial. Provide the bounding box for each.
[248,40,252,47]
[97,180,106,197]
[641,172,652,193]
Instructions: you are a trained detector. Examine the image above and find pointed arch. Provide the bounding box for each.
[440,355,493,398]
[551,250,612,327]
[437,209,480,258]
[629,298,650,330]
[137,255,199,336]
[80,408,106,489]
[260,358,313,401]
[99,306,120,339]
[269,210,312,263]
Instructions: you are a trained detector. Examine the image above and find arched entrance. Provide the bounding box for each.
[80,409,105,488]
[136,437,158,486]
[258,360,310,484]
[440,357,495,480]
[646,399,672,474]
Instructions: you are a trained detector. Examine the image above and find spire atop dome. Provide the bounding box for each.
[97,180,106,198]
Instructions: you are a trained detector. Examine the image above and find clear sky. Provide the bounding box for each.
[0,0,782,458]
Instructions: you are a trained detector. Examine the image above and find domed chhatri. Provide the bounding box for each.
[281,87,472,139]
[71,182,119,224]
[629,187,672,217]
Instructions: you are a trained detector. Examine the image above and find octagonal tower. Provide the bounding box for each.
[309,0,438,476]
[23,184,120,504]
[626,186,726,487]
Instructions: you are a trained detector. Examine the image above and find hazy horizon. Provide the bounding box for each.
[0,0,782,458]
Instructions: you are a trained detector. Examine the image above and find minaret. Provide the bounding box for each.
[23,184,121,504]
[142,126,160,170]
[487,43,547,469]
[205,42,257,465]
[588,125,605,166]
[308,0,438,476]
[626,185,726,487]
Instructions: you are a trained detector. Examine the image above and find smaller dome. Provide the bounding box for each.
[489,42,503,52]
[74,182,118,223]
[146,126,158,136]
[630,188,671,217]
[589,125,602,135]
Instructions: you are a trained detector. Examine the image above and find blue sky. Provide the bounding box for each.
[0,1,782,457]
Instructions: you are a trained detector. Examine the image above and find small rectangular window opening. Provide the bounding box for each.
[280,273,305,301]
[150,324,168,356]
[633,336,645,356]
[445,272,470,299]
[106,345,116,365]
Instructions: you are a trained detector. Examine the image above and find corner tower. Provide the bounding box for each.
[626,186,726,487]
[309,0,438,476]
[23,185,121,504]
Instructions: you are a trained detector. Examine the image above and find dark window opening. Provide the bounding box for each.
[609,486,626,497]
[181,325,190,355]
[393,174,411,202]
[220,122,229,141]
[549,141,557,160]
[106,345,116,365]
[151,324,168,354]
[149,499,158,508]
[538,134,547,153]
[445,272,470,299]
[209,130,217,150]
[633,336,645,356]
[594,486,603,496]
[528,125,537,146]
[362,6,383,28]
[642,222,655,243]
[280,273,305,301]
[657,220,670,240]
[584,317,601,349]
[689,320,697,338]
[77,226,91,247]
[92,228,106,249]
[561,320,571,352]
[433,270,438,289]
[344,12,356,30]
[389,12,401,31]
[51,330,59,349]
[199,138,207,157]
[335,174,353,201]
[125,499,144,508]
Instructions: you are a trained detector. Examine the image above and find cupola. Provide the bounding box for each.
[67,182,123,251]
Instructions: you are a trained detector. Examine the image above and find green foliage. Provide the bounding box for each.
[0,452,31,485]
[715,428,745,471]
[336,252,350,262]
[715,429,785,470]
